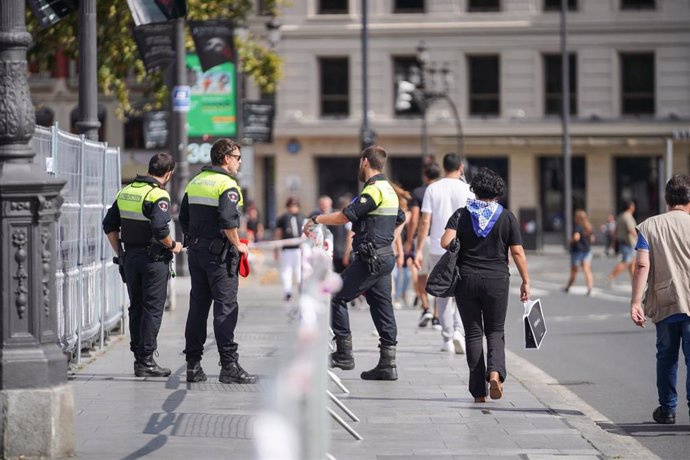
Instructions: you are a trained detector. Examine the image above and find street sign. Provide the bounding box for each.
[243,100,275,144]
[172,85,191,112]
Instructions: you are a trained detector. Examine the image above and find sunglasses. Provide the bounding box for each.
[227,154,242,161]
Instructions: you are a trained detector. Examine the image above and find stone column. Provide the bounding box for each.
[0,1,74,457]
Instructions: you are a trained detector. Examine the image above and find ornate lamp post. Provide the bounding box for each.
[0,1,74,457]
[397,42,463,158]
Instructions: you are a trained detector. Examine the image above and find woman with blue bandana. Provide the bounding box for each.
[440,167,530,403]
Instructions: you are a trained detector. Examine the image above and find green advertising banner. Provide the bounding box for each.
[186,54,237,137]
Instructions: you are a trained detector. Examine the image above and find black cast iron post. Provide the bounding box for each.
[0,0,73,456]
[75,0,100,140]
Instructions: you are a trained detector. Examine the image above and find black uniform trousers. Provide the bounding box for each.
[454,270,510,398]
[123,248,169,356]
[331,254,397,346]
[184,241,239,363]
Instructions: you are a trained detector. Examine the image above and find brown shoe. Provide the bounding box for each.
[474,396,486,403]
[489,371,503,400]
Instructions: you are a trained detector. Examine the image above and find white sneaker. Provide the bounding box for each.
[440,340,455,353]
[452,330,465,355]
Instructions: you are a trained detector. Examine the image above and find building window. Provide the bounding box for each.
[318,0,348,14]
[620,0,655,10]
[468,0,500,12]
[393,56,422,116]
[394,0,425,13]
[621,53,654,115]
[257,0,272,15]
[544,54,577,116]
[468,55,500,116]
[320,57,349,117]
[543,0,577,11]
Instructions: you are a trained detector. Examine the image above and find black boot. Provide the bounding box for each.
[186,360,207,383]
[360,345,398,381]
[134,354,172,377]
[219,361,257,384]
[330,335,355,370]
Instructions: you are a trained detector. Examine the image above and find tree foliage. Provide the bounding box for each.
[27,0,283,119]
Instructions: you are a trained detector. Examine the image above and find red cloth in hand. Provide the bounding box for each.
[239,238,250,277]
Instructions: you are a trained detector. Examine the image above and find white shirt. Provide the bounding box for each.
[421,177,474,255]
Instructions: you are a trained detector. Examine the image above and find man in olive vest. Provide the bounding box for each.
[179,138,256,384]
[103,152,182,377]
[631,174,690,425]
[303,145,406,380]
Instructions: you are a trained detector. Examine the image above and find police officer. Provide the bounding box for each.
[179,138,256,384]
[303,145,406,380]
[103,152,181,377]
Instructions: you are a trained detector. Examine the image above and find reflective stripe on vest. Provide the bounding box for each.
[184,170,243,208]
[116,182,169,221]
[362,180,399,216]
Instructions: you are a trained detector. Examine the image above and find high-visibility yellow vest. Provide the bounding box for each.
[184,170,243,209]
[352,178,399,250]
[116,180,169,244]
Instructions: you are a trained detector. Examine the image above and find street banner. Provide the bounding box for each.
[243,100,275,144]
[188,20,235,72]
[126,0,169,26]
[143,111,169,149]
[154,0,187,19]
[186,54,237,137]
[132,22,176,72]
[27,0,77,28]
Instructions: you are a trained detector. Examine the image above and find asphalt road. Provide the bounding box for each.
[505,252,689,460]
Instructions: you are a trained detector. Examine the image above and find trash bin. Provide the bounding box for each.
[519,208,542,251]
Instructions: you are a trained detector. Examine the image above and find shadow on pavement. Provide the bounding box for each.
[598,421,690,437]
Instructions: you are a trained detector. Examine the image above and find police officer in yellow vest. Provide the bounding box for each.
[103,153,182,377]
[179,139,256,384]
[303,146,406,380]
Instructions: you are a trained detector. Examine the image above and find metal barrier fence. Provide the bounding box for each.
[30,125,127,361]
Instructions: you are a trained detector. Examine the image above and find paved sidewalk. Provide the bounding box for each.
[72,267,656,459]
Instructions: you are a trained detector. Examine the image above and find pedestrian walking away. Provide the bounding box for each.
[415,153,474,354]
[564,209,595,296]
[103,152,182,378]
[406,162,441,327]
[179,138,256,385]
[441,167,530,402]
[303,145,406,381]
[630,174,690,425]
[609,199,637,283]
[274,196,306,302]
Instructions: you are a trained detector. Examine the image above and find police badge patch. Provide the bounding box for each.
[228,191,239,202]
[158,201,169,212]
[360,197,367,204]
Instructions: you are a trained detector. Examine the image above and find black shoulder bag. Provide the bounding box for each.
[425,210,463,298]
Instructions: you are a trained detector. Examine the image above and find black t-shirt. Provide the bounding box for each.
[409,185,427,210]
[276,212,305,249]
[570,224,592,253]
[445,208,522,276]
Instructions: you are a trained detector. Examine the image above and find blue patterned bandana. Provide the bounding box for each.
[466,198,503,237]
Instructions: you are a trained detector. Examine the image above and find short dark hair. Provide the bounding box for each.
[210,138,240,166]
[470,167,506,200]
[148,153,175,176]
[361,145,387,171]
[620,199,635,212]
[286,196,300,207]
[423,162,441,181]
[665,174,690,207]
[442,153,462,173]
